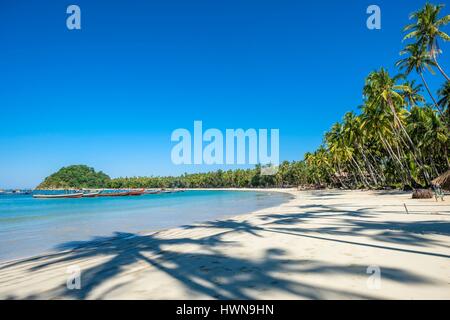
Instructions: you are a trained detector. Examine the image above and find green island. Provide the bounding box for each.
[36,165,111,189]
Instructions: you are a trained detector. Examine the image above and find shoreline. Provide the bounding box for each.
[0,189,294,266]
[1,189,449,299]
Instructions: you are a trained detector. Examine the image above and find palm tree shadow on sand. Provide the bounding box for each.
[259,204,450,250]
[5,212,438,300]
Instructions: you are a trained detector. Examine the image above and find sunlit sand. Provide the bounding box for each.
[0,189,449,300]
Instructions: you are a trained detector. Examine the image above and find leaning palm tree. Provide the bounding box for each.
[326,121,369,188]
[360,97,412,186]
[363,69,409,133]
[402,80,426,109]
[364,68,431,185]
[342,112,380,186]
[403,3,450,81]
[396,43,443,115]
[437,80,450,124]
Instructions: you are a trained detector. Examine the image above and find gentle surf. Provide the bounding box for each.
[0,190,290,262]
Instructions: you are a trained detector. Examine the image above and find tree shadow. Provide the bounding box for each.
[23,231,232,299]
[266,227,450,259]
[258,203,450,249]
[4,229,433,300]
[2,199,446,299]
[261,204,376,225]
[181,219,265,238]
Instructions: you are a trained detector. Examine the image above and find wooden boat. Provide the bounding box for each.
[145,190,161,194]
[128,189,145,196]
[97,191,130,197]
[33,193,83,199]
[82,191,101,198]
[97,189,144,197]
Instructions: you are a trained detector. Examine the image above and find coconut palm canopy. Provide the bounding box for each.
[294,2,450,190]
[432,170,450,190]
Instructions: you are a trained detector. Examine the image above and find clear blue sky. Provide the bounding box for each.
[1,0,449,188]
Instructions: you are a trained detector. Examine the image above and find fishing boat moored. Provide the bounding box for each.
[82,191,101,198]
[128,189,145,196]
[33,193,84,199]
[145,190,161,194]
[97,190,131,197]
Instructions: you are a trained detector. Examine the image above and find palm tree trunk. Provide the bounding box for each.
[444,147,450,170]
[433,55,450,81]
[335,162,349,189]
[356,144,378,186]
[419,72,445,117]
[349,163,362,187]
[379,134,409,185]
[429,155,440,177]
[350,156,370,188]
[387,97,431,185]
[395,123,430,178]
[368,151,387,183]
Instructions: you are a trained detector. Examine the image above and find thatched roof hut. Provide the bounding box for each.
[432,170,450,190]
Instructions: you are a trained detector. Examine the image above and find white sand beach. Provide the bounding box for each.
[0,189,449,300]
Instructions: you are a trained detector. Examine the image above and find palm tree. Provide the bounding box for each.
[346,112,384,186]
[403,3,450,81]
[325,122,357,188]
[364,68,431,185]
[360,99,411,186]
[396,43,443,115]
[402,80,426,109]
[438,80,450,124]
[363,69,408,133]
[408,105,450,172]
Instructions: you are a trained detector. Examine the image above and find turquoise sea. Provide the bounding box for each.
[0,190,290,262]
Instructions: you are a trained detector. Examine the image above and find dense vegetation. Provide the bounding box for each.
[302,3,450,189]
[36,165,111,189]
[107,163,307,189]
[36,3,450,191]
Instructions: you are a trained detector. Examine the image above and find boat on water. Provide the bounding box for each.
[145,189,184,195]
[32,189,146,199]
[33,193,84,199]
[97,189,144,197]
[145,190,161,194]
[82,191,101,198]
[97,191,130,197]
[160,189,185,194]
[128,189,145,196]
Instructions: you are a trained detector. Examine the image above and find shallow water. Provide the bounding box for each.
[0,190,290,262]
